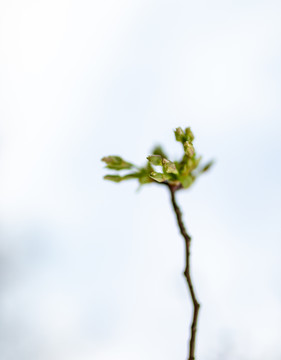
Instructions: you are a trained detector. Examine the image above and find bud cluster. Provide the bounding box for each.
[101,127,213,190]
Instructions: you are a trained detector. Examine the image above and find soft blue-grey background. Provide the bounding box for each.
[0,1,281,359]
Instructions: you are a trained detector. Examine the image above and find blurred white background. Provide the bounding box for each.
[0,1,281,359]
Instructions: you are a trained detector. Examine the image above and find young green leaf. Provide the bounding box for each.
[200,160,214,173]
[138,175,152,184]
[149,172,169,183]
[147,155,163,166]
[101,156,133,170]
[179,174,195,189]
[133,168,154,185]
[104,172,141,183]
[103,175,123,182]
[152,145,168,159]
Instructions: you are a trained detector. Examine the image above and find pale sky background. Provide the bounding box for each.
[0,1,281,359]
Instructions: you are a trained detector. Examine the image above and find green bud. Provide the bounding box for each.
[174,127,186,143]
[101,156,133,170]
[185,127,194,142]
[102,126,213,190]
[162,158,178,174]
[183,142,195,157]
[147,155,163,166]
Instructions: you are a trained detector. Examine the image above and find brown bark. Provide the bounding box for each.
[168,185,200,360]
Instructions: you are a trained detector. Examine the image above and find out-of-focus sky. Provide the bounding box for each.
[0,1,281,359]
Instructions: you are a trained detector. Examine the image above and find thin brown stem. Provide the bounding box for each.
[168,185,200,360]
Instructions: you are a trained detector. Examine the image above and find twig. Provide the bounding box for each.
[168,185,200,360]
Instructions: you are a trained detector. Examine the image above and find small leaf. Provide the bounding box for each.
[127,165,155,185]
[162,158,178,174]
[138,174,153,184]
[131,170,153,184]
[149,172,169,183]
[201,160,214,173]
[123,173,141,180]
[184,141,195,157]
[104,175,123,183]
[152,145,168,159]
[179,174,195,189]
[174,127,186,143]
[101,156,133,170]
[147,155,163,166]
[104,173,140,183]
[193,156,202,169]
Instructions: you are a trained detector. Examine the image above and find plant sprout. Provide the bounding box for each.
[101,127,213,360]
